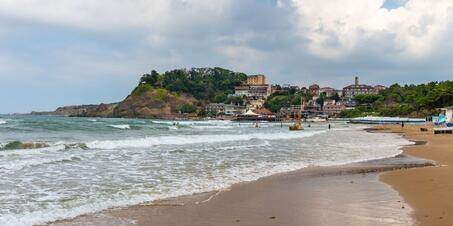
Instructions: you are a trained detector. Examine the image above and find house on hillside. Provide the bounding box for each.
[224,104,246,116]
[319,87,337,97]
[323,104,346,116]
[205,103,226,115]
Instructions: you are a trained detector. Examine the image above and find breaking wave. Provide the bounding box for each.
[108,124,130,129]
[87,130,325,149]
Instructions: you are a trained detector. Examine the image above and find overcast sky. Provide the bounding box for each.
[1,0,453,113]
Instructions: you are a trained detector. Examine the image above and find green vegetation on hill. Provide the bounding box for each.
[264,88,312,112]
[180,104,197,114]
[340,81,453,118]
[139,67,247,102]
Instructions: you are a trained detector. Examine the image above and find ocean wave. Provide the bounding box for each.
[0,120,6,125]
[108,124,130,129]
[87,130,325,149]
[0,155,81,171]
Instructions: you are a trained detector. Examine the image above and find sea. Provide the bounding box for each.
[0,115,412,226]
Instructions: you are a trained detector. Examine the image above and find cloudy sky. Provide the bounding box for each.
[1,0,453,113]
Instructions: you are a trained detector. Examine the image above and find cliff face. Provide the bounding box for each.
[35,88,197,118]
[112,89,196,118]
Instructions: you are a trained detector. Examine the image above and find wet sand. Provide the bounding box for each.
[49,154,431,226]
[380,124,453,226]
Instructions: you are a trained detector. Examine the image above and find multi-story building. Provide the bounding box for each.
[246,74,266,85]
[342,77,377,100]
[319,87,337,97]
[205,103,247,116]
[224,104,246,116]
[323,104,346,116]
[205,103,225,115]
[234,85,271,98]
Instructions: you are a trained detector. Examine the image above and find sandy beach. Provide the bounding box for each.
[380,124,453,226]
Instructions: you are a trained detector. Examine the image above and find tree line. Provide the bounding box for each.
[340,81,453,118]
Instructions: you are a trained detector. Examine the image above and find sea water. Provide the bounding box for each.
[0,115,412,226]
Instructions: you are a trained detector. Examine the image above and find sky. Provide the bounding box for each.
[1,0,453,113]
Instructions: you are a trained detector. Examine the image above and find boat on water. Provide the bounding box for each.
[290,98,305,131]
[348,116,425,124]
[289,120,304,130]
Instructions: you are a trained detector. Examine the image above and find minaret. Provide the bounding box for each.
[355,76,359,86]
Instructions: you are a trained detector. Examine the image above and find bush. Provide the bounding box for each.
[155,88,168,101]
[224,96,244,105]
[180,104,197,114]
[338,108,363,118]
[132,84,153,96]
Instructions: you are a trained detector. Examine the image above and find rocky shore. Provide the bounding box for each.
[31,89,197,119]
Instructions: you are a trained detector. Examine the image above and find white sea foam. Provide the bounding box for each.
[0,119,416,226]
[0,120,7,125]
[0,154,79,171]
[108,124,130,129]
[87,130,325,149]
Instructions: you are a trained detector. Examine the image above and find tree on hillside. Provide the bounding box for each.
[139,67,247,102]
[353,94,381,105]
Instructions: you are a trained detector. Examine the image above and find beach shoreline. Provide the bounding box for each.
[48,142,432,226]
[380,124,453,226]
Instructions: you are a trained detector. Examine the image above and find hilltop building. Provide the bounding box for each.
[233,74,272,110]
[342,76,378,100]
[246,74,266,85]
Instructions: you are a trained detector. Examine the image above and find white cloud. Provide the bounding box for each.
[0,0,233,31]
[290,0,453,60]
[217,45,268,71]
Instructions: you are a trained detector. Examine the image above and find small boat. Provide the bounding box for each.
[289,121,304,131]
[290,105,304,131]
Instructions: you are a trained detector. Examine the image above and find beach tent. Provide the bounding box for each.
[242,110,259,116]
[437,113,447,125]
[439,106,453,127]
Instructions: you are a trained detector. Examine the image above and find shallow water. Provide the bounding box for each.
[0,115,412,226]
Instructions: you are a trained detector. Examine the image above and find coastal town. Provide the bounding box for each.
[204,74,386,120]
